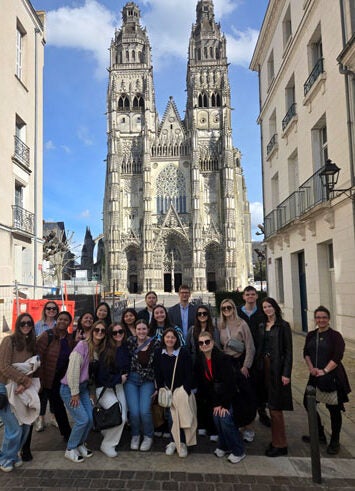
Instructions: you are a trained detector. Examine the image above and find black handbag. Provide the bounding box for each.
[0,393,8,410]
[92,387,122,432]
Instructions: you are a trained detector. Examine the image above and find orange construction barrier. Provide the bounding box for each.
[12,299,75,332]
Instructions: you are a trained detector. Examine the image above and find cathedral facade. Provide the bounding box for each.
[103,1,253,293]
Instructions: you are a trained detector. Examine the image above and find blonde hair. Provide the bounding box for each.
[219,298,243,329]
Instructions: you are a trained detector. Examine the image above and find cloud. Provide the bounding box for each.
[249,201,264,230]
[45,0,117,78]
[80,209,91,218]
[77,126,94,146]
[44,0,249,76]
[226,27,260,67]
[45,140,56,150]
[61,145,71,154]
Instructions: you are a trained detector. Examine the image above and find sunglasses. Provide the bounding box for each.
[198,339,211,346]
[197,311,208,317]
[46,306,58,311]
[93,327,106,334]
[112,329,125,336]
[20,321,33,327]
[222,305,233,311]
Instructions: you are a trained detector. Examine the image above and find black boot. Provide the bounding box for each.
[258,408,271,427]
[327,436,340,455]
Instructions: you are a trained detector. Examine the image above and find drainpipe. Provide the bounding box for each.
[33,27,40,297]
[338,0,355,233]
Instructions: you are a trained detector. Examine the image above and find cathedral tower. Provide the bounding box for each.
[103,1,252,293]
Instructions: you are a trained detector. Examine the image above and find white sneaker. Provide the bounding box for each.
[243,429,255,442]
[228,453,246,464]
[214,448,227,458]
[209,434,218,442]
[77,444,93,458]
[50,415,59,428]
[64,449,84,463]
[14,458,23,468]
[178,443,188,458]
[100,444,117,458]
[130,435,140,450]
[35,416,45,432]
[140,436,153,452]
[198,428,207,436]
[165,442,176,456]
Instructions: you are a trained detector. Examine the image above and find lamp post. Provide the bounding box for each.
[254,248,266,292]
[319,159,355,200]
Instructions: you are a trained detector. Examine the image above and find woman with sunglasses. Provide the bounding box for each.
[254,297,293,457]
[94,302,112,328]
[150,305,185,346]
[0,313,37,472]
[187,306,220,363]
[34,301,59,432]
[60,320,106,462]
[218,299,256,443]
[194,331,246,464]
[95,323,130,457]
[121,308,138,338]
[125,320,161,452]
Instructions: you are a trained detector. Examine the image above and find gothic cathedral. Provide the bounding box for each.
[103,1,253,293]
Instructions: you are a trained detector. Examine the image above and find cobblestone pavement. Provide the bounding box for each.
[0,305,354,489]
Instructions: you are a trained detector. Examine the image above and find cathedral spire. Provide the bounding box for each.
[196,0,215,25]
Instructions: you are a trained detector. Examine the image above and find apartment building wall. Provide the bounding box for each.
[251,0,355,341]
[0,0,45,329]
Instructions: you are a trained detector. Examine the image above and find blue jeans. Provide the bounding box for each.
[124,372,154,438]
[213,406,245,456]
[0,384,30,467]
[60,382,93,450]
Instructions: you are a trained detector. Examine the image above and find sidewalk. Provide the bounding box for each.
[0,329,354,489]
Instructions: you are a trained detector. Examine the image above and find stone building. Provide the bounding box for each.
[103,1,252,293]
[0,1,45,328]
[250,0,355,340]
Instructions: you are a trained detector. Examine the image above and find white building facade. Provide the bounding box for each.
[251,0,355,340]
[103,1,253,294]
[0,0,45,328]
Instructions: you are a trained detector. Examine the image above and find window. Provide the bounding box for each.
[282,74,296,130]
[311,114,327,171]
[15,182,24,209]
[267,50,275,87]
[304,25,324,95]
[156,164,187,214]
[198,93,208,108]
[328,242,334,269]
[288,149,299,193]
[282,5,292,48]
[266,110,277,156]
[14,114,29,166]
[271,172,279,209]
[275,258,285,304]
[16,20,26,80]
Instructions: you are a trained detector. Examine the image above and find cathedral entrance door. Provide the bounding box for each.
[174,273,182,292]
[129,275,138,293]
[164,274,172,292]
[207,272,217,292]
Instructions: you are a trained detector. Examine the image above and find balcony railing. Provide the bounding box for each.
[282,103,297,130]
[12,205,34,234]
[266,133,278,156]
[14,135,30,167]
[121,161,142,174]
[264,168,327,238]
[304,58,324,96]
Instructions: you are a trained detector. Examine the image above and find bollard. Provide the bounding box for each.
[306,384,322,484]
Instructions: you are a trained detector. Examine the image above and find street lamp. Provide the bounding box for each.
[319,159,355,200]
[254,248,266,292]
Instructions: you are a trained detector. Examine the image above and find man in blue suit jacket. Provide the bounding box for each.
[168,285,197,341]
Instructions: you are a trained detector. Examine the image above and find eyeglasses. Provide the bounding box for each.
[112,329,125,336]
[197,312,208,317]
[46,306,58,311]
[222,305,233,311]
[20,321,33,327]
[198,339,211,346]
[93,327,106,334]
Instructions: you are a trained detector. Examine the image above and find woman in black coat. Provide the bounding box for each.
[255,297,293,457]
[302,306,351,455]
[194,331,245,464]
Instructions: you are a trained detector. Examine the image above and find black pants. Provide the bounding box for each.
[303,395,342,442]
[45,376,71,440]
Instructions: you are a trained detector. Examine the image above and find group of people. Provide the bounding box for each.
[0,286,351,472]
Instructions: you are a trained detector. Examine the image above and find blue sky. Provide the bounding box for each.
[32,0,269,249]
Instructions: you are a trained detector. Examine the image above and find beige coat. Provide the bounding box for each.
[171,386,197,452]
